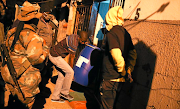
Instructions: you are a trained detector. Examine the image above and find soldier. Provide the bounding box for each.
[37,4,59,96]
[1,1,49,108]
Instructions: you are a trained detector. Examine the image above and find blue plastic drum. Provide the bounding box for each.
[73,44,100,86]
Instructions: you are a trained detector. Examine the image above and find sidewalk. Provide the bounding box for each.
[2,77,87,109]
[32,78,87,109]
[40,79,75,109]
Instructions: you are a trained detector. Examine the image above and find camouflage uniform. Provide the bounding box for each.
[37,17,53,48]
[0,0,5,43]
[1,24,49,108]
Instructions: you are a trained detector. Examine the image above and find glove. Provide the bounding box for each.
[110,69,133,83]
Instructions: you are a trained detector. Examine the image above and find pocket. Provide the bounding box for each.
[101,80,111,91]
[102,80,118,91]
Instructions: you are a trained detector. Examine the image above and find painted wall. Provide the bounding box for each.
[123,0,180,20]
[116,20,180,109]
[114,0,180,109]
[92,1,110,46]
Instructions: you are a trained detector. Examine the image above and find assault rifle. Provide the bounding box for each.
[0,43,25,100]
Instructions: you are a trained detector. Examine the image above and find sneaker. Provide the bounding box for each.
[51,98,65,103]
[60,93,74,101]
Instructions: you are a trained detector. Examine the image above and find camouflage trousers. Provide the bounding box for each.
[1,64,41,108]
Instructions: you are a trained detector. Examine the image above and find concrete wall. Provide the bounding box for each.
[123,0,180,20]
[115,20,180,109]
[91,1,180,108]
[117,0,180,108]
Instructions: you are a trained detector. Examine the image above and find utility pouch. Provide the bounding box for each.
[17,59,31,78]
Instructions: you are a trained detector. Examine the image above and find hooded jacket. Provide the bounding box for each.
[102,6,137,80]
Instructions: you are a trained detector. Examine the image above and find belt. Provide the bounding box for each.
[110,77,126,82]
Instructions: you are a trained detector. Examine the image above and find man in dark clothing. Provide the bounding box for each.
[100,6,137,109]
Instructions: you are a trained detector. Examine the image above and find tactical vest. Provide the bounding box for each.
[1,23,47,105]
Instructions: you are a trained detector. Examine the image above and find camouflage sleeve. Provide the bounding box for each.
[25,33,49,65]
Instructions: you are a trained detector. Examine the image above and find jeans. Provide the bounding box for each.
[49,53,74,99]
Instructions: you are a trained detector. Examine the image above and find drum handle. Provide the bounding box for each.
[86,44,100,49]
